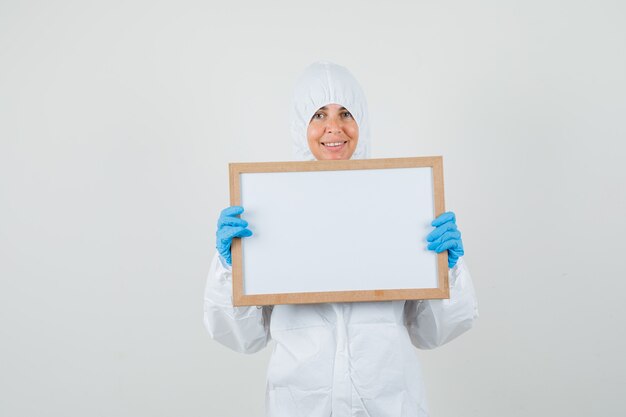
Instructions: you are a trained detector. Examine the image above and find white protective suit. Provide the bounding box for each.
[204,61,479,417]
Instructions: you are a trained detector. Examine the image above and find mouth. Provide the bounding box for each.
[322,140,348,148]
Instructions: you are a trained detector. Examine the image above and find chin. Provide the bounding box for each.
[317,152,349,161]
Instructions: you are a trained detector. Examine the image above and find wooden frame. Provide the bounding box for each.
[229,156,449,306]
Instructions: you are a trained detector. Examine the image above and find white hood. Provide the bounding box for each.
[290,61,371,161]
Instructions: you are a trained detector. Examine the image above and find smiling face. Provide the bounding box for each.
[306,103,359,160]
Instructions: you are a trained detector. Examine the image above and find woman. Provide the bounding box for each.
[204,61,478,417]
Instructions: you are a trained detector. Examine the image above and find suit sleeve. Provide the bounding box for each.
[203,251,272,354]
[404,257,478,349]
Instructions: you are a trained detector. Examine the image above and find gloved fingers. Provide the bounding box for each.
[218,215,248,229]
[450,242,465,258]
[431,211,456,227]
[219,205,245,219]
[426,221,458,242]
[429,238,460,254]
[218,226,253,245]
[234,227,253,239]
[216,225,252,266]
[448,252,459,268]
[427,230,461,249]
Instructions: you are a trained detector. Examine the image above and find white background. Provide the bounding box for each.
[1,0,625,416]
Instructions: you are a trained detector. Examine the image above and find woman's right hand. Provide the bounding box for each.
[216,206,253,265]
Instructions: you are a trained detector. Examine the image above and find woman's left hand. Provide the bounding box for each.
[427,211,464,268]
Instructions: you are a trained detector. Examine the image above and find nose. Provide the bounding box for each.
[325,115,342,134]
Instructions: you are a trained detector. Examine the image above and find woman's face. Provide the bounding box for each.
[306,103,359,160]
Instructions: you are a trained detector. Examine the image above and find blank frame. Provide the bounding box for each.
[229,157,449,306]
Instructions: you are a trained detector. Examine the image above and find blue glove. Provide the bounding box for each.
[426,211,464,268]
[216,206,253,265]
